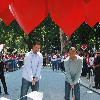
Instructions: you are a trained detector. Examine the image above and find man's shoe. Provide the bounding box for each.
[0,92,2,95]
[5,92,9,95]
[96,87,100,89]
[92,86,97,88]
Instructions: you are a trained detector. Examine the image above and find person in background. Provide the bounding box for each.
[51,53,57,71]
[88,53,94,79]
[64,47,83,100]
[20,41,43,100]
[57,54,61,70]
[0,60,9,95]
[81,54,88,77]
[43,53,47,67]
[93,50,100,89]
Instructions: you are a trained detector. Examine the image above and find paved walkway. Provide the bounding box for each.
[80,76,100,94]
[0,68,100,100]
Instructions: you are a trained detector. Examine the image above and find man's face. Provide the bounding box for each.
[69,48,76,57]
[32,44,41,53]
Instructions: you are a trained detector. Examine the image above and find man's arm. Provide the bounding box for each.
[94,64,100,68]
[73,59,83,84]
[35,54,43,81]
[23,55,33,82]
[64,60,73,85]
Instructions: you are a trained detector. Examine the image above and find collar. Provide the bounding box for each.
[30,50,37,56]
[69,55,78,61]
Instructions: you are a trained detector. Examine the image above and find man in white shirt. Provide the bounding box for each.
[20,41,43,100]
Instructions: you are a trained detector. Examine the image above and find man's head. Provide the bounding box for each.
[69,47,77,58]
[31,41,41,54]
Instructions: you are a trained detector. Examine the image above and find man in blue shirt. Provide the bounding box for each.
[20,41,43,100]
[64,47,83,100]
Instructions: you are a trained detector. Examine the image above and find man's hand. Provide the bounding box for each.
[70,84,74,89]
[32,77,38,85]
[32,80,36,85]
[32,77,36,85]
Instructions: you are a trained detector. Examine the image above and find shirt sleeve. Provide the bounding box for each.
[24,55,33,82]
[73,59,83,84]
[35,54,43,80]
[64,60,73,85]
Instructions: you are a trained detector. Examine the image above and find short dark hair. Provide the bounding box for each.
[28,41,41,51]
[69,47,76,51]
[32,41,41,46]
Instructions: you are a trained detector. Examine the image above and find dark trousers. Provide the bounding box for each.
[94,67,100,87]
[0,75,8,94]
[52,61,57,71]
[87,67,93,79]
[20,78,39,100]
[65,81,80,100]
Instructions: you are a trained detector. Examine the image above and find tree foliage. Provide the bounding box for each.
[0,18,99,54]
[70,22,100,51]
[28,15,60,54]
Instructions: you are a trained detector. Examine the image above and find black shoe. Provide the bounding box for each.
[92,86,97,88]
[92,86,100,89]
[0,92,2,95]
[5,92,9,95]
[96,87,100,89]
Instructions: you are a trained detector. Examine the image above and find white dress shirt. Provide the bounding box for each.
[22,51,43,82]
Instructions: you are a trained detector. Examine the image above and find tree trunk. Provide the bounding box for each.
[59,28,69,54]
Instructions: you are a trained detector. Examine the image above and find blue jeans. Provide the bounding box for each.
[20,78,39,100]
[52,61,57,71]
[65,81,80,100]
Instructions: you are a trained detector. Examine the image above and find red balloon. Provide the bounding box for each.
[85,0,100,27]
[0,8,14,25]
[83,0,91,3]
[0,0,14,25]
[10,0,48,34]
[0,0,13,13]
[48,0,85,37]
